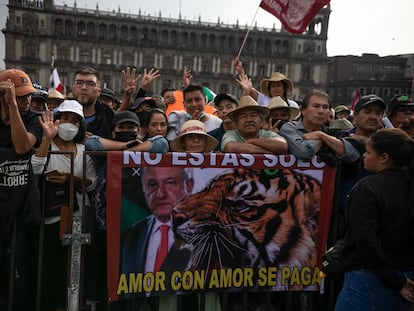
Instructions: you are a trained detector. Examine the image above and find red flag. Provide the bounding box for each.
[49,68,63,93]
[260,0,330,34]
[350,90,361,111]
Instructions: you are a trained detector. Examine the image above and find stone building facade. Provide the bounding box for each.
[3,0,330,100]
[327,53,414,107]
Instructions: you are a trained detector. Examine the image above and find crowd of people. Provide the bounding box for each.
[1,60,414,311]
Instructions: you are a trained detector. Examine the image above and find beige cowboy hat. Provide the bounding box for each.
[227,96,269,121]
[259,72,294,96]
[267,96,300,121]
[170,120,218,152]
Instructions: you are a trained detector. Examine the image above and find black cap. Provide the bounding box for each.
[113,111,140,127]
[129,97,157,110]
[386,94,414,116]
[213,93,239,107]
[31,83,48,102]
[100,88,115,100]
[354,94,385,112]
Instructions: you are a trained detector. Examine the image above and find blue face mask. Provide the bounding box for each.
[185,112,206,120]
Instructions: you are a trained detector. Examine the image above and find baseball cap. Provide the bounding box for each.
[31,83,48,102]
[334,105,350,114]
[386,94,414,116]
[100,87,115,100]
[113,111,140,126]
[129,97,157,111]
[354,94,385,112]
[56,99,84,119]
[213,93,239,107]
[0,68,36,96]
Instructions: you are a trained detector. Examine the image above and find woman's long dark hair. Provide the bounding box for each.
[369,128,414,227]
[143,108,168,140]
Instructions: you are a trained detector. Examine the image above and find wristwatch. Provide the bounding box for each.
[126,140,140,149]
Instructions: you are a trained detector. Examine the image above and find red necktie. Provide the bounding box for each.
[154,224,169,272]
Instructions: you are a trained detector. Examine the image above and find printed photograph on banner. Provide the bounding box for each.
[260,0,330,34]
[106,152,336,303]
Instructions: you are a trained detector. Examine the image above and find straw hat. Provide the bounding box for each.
[227,96,269,121]
[48,89,65,101]
[170,120,218,152]
[259,72,293,96]
[267,96,300,121]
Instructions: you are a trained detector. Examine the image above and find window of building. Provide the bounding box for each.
[201,34,207,48]
[382,88,390,98]
[130,27,138,41]
[303,67,311,81]
[55,19,63,35]
[40,19,45,28]
[77,21,86,36]
[297,43,302,52]
[65,20,73,37]
[209,34,216,50]
[220,84,229,93]
[99,24,107,39]
[87,22,95,38]
[121,26,128,41]
[371,87,379,95]
[80,51,91,63]
[394,88,401,95]
[258,65,265,77]
[109,24,117,40]
[221,64,230,74]
[219,35,226,49]
[181,31,188,47]
[16,16,21,25]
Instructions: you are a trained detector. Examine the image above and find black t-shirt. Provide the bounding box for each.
[85,100,114,139]
[0,110,43,149]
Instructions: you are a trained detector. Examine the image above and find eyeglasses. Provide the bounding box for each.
[73,80,98,88]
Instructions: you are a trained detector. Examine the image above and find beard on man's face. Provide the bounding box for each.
[75,95,96,107]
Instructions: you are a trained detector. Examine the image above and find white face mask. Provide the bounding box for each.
[58,123,79,141]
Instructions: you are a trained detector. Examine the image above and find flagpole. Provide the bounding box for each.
[236,3,261,59]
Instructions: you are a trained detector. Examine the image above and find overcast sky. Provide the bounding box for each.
[1,0,414,70]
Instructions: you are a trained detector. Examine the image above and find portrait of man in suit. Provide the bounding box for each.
[120,166,194,280]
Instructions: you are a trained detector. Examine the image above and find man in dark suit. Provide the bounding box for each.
[120,167,194,310]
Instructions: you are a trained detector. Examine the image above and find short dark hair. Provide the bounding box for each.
[161,88,176,97]
[183,84,204,98]
[301,89,330,109]
[73,66,101,86]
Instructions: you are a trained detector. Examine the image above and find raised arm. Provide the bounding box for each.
[119,67,141,111]
[0,80,37,154]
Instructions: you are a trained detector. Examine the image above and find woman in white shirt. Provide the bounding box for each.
[31,99,96,311]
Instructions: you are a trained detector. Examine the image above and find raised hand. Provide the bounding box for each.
[39,110,59,139]
[182,66,193,89]
[141,68,161,91]
[236,73,253,96]
[122,67,141,96]
[233,57,244,74]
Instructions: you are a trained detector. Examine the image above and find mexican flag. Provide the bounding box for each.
[49,68,63,93]
[202,86,216,103]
